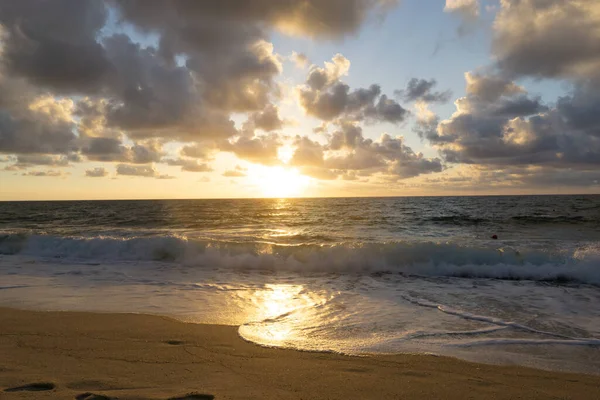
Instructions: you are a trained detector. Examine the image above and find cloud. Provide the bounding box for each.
[492,0,600,82]
[222,133,282,165]
[179,143,218,160]
[444,0,480,34]
[290,51,309,68]
[116,163,156,177]
[290,122,443,180]
[325,123,443,179]
[109,1,399,118]
[22,169,63,177]
[424,73,600,171]
[0,0,110,93]
[85,167,108,177]
[397,78,452,103]
[411,1,600,190]
[246,104,285,132]
[0,78,78,154]
[81,137,163,164]
[4,154,76,170]
[113,1,398,42]
[0,0,402,181]
[163,158,213,173]
[422,165,600,192]
[445,0,479,18]
[297,55,407,123]
[116,163,171,179]
[223,165,248,177]
[290,136,325,167]
[465,72,524,102]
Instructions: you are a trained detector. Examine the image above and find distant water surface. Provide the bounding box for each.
[1,195,599,373]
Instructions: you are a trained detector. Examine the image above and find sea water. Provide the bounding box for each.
[1,196,599,373]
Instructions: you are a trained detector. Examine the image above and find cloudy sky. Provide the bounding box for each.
[1,0,599,200]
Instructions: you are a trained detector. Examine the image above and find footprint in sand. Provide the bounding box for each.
[165,340,185,345]
[4,382,56,392]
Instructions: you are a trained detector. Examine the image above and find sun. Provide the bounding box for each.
[247,165,311,198]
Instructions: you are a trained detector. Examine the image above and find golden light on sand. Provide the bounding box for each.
[240,284,325,345]
[247,165,311,198]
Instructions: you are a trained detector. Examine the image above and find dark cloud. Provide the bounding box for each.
[103,34,196,129]
[298,55,407,123]
[414,2,600,190]
[0,0,110,93]
[426,74,600,170]
[492,0,600,82]
[113,1,398,43]
[398,78,452,103]
[246,104,285,132]
[110,1,398,116]
[0,77,78,154]
[556,87,600,137]
[85,167,108,177]
[81,137,126,161]
[325,124,443,179]
[81,137,163,164]
[5,154,74,170]
[290,122,443,180]
[485,95,548,118]
[465,72,524,102]
[0,0,403,180]
[98,34,239,142]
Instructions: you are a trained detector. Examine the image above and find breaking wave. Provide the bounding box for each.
[1,232,599,284]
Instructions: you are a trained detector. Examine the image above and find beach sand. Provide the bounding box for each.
[1,307,598,399]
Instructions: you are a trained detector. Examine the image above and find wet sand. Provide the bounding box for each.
[1,307,598,399]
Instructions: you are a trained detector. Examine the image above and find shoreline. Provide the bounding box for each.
[1,307,599,399]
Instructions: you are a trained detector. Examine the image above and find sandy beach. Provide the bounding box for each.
[0,307,598,399]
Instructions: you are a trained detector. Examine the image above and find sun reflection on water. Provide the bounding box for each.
[239,284,328,345]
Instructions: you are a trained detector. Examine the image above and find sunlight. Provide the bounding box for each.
[277,144,295,164]
[239,284,325,344]
[247,165,311,198]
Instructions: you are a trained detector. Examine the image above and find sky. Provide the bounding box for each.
[1,0,599,200]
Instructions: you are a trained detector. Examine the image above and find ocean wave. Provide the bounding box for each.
[511,215,592,224]
[1,233,599,284]
[427,215,488,225]
[424,214,596,225]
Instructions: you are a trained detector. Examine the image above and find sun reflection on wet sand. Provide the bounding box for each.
[238,284,328,346]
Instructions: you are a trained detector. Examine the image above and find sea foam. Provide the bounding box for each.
[1,232,599,284]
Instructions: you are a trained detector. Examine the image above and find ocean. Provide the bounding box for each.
[1,195,599,373]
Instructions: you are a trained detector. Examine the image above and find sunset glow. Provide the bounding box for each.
[248,166,311,198]
[0,0,599,200]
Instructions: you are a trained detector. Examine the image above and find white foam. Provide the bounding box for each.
[1,233,599,284]
[2,255,600,374]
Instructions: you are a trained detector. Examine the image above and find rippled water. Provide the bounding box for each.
[1,195,599,373]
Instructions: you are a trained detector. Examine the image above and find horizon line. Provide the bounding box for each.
[1,193,599,202]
